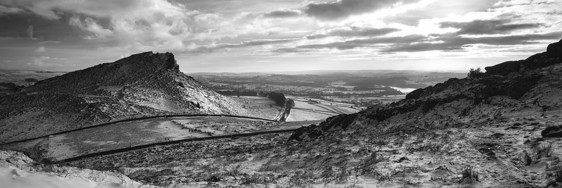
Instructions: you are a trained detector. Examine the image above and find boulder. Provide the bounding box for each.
[541,126,562,138]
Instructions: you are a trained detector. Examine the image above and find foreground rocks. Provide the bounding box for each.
[0,150,156,188]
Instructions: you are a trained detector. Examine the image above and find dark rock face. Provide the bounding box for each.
[289,114,358,141]
[547,39,562,58]
[486,39,562,76]
[30,52,180,93]
[484,60,524,76]
[542,126,562,138]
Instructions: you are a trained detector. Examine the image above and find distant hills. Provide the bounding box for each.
[0,52,246,143]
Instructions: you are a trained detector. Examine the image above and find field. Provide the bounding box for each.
[193,71,465,107]
[0,94,341,163]
[0,70,65,85]
[286,96,360,121]
[232,96,283,119]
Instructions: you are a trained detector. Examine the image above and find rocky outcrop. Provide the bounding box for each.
[289,113,357,141]
[547,39,562,58]
[0,52,247,143]
[542,126,562,138]
[291,38,562,140]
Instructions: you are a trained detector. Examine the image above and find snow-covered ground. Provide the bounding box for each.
[0,150,155,188]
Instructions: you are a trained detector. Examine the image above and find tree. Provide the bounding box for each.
[467,68,484,78]
[24,78,39,86]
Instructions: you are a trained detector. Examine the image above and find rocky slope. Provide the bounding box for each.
[47,39,562,187]
[0,52,246,143]
[276,39,562,187]
[291,39,562,141]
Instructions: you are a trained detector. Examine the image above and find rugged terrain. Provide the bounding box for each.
[0,52,247,143]
[56,39,562,187]
[0,150,155,188]
[2,40,562,187]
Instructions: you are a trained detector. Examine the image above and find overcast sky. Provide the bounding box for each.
[0,0,561,73]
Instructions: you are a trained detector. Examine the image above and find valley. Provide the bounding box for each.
[1,1,561,187]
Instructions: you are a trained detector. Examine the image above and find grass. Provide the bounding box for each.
[546,166,562,187]
[459,167,479,186]
[533,142,554,159]
[522,142,554,165]
[406,142,442,153]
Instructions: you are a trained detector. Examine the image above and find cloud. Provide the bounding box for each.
[307,27,399,39]
[0,4,22,14]
[188,38,295,54]
[69,16,113,39]
[26,25,34,39]
[303,0,419,20]
[383,0,501,25]
[278,35,425,51]
[35,46,45,52]
[276,31,562,53]
[440,19,540,34]
[0,0,151,19]
[263,10,301,18]
[383,32,562,52]
[0,0,242,50]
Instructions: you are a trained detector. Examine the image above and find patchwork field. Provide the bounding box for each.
[232,96,284,119]
[286,96,360,121]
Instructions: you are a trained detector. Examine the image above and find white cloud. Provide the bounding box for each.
[68,17,112,39]
[0,0,269,51]
[0,4,21,14]
[35,46,46,52]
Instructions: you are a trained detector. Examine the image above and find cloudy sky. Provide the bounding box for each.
[0,0,561,73]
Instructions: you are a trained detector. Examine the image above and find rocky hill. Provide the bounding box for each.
[0,52,246,143]
[280,39,562,187]
[291,39,562,141]
[32,40,562,187]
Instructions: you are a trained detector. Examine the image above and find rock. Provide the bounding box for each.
[486,39,562,76]
[547,39,562,58]
[541,126,562,138]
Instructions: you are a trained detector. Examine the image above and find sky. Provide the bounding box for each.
[0,0,561,73]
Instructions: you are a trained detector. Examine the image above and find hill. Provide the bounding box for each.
[54,39,562,188]
[280,39,562,187]
[6,41,562,187]
[0,52,246,143]
[291,39,562,141]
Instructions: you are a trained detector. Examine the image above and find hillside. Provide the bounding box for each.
[52,39,562,187]
[280,39,562,187]
[291,39,562,141]
[0,52,246,143]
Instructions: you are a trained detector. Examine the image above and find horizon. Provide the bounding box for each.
[1,0,561,72]
[0,66,476,75]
